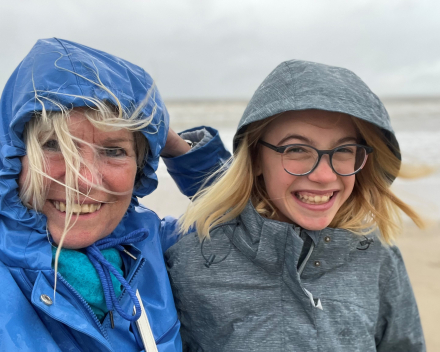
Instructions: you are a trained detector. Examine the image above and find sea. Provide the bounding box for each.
[141,98,440,221]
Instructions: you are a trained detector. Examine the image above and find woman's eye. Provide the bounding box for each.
[103,147,126,157]
[42,139,60,151]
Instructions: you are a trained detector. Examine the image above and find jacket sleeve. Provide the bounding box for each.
[159,216,181,253]
[155,319,182,352]
[375,246,426,352]
[162,126,231,198]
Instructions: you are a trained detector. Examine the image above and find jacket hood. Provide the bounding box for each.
[0,38,168,268]
[233,60,399,159]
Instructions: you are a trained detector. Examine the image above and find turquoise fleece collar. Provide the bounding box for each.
[52,247,123,321]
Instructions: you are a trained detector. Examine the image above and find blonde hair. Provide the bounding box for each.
[20,106,149,211]
[179,114,424,245]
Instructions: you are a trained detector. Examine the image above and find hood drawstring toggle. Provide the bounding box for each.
[86,228,149,324]
[201,222,239,268]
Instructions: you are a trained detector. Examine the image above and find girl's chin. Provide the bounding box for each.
[274,212,331,231]
[299,222,330,231]
[280,210,333,230]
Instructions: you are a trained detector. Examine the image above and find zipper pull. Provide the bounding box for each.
[109,310,115,329]
[123,249,137,260]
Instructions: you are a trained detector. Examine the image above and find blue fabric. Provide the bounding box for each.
[163,126,231,196]
[0,38,229,352]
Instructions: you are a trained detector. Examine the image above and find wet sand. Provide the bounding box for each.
[397,223,440,351]
[141,171,440,351]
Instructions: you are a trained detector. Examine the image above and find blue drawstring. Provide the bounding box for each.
[85,228,149,322]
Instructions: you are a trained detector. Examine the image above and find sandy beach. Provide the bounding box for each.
[397,223,440,351]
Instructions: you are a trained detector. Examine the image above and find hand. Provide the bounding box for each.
[161,127,191,158]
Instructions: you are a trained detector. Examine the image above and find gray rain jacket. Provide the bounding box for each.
[165,60,425,352]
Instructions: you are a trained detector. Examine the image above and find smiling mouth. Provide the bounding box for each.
[52,201,102,214]
[294,191,335,205]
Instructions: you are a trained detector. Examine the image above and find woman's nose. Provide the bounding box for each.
[78,161,103,190]
[75,146,103,186]
[307,155,338,183]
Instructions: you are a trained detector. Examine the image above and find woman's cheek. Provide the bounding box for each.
[102,161,138,192]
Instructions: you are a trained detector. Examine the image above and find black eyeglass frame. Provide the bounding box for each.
[258,140,374,176]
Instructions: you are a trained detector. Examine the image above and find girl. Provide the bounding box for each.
[0,38,229,351]
[166,60,426,351]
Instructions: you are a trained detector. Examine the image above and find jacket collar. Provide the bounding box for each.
[222,201,295,275]
[223,201,365,276]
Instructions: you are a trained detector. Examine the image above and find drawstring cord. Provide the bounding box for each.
[201,222,239,268]
[85,228,149,323]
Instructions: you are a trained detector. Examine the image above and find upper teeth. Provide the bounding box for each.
[296,192,334,204]
[53,201,102,214]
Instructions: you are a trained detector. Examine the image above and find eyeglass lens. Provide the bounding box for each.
[281,145,367,176]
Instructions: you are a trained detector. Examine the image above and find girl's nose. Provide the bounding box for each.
[307,155,338,183]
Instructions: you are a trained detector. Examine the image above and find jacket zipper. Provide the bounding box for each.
[54,270,110,341]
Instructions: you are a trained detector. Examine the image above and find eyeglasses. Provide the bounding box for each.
[259,140,373,176]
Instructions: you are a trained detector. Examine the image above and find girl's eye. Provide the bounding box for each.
[286,146,309,154]
[336,146,355,154]
[42,139,61,152]
[103,147,127,158]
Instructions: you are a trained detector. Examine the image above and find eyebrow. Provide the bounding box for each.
[277,134,358,146]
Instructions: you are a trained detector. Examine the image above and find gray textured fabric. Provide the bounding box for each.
[166,202,425,352]
[180,128,214,151]
[233,60,399,161]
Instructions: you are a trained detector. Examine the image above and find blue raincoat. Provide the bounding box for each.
[0,38,230,351]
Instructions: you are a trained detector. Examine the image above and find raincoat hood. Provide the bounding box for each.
[1,37,168,196]
[233,60,399,160]
[0,38,168,268]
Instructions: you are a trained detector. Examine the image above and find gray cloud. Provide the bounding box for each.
[1,0,439,99]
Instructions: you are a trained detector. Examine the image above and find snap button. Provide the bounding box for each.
[314,260,321,267]
[324,236,331,243]
[40,294,53,306]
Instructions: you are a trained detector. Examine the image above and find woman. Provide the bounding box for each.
[0,38,229,351]
[166,60,426,351]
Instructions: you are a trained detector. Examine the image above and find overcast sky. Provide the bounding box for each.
[1,0,439,99]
